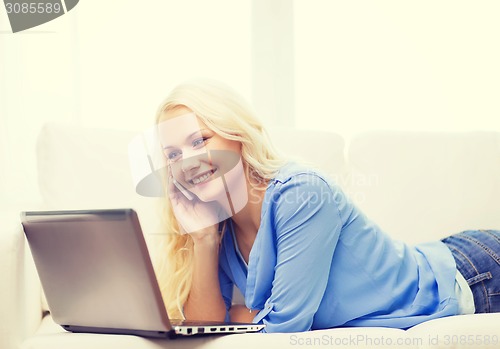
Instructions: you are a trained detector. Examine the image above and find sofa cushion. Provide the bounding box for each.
[408,313,500,348]
[22,313,500,349]
[24,314,410,349]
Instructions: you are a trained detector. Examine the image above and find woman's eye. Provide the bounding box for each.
[166,150,181,161]
[192,137,208,148]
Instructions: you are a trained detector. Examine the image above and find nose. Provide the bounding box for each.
[180,153,201,174]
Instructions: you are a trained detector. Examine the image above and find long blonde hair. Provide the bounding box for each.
[154,79,285,319]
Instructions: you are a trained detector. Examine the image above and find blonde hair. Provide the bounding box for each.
[154,79,285,319]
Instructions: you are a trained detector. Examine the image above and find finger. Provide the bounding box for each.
[166,165,179,200]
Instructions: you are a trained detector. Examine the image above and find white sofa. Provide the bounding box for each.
[2,123,500,349]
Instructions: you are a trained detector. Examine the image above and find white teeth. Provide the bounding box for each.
[192,170,215,184]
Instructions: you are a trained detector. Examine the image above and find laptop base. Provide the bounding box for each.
[62,324,176,339]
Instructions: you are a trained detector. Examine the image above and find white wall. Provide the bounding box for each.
[0,9,77,205]
[74,0,252,130]
[0,0,252,207]
[294,0,500,139]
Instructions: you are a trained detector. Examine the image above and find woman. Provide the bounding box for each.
[154,79,500,333]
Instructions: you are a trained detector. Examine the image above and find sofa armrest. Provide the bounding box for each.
[0,210,43,349]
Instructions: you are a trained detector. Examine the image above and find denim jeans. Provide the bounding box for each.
[441,230,500,313]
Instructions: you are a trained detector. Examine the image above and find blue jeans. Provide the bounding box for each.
[441,230,500,313]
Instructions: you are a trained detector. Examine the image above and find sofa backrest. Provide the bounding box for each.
[36,123,346,238]
[36,123,500,246]
[346,131,500,244]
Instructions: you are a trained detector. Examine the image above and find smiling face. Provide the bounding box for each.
[158,107,243,204]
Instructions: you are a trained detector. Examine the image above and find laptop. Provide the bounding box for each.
[21,208,265,338]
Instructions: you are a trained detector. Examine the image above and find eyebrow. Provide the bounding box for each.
[162,128,208,150]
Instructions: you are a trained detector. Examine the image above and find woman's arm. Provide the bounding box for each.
[183,230,227,321]
[229,304,260,323]
[252,174,343,332]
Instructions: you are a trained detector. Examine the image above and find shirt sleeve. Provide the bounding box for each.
[219,266,233,322]
[253,174,343,332]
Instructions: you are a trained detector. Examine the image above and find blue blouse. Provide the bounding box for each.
[218,162,459,333]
